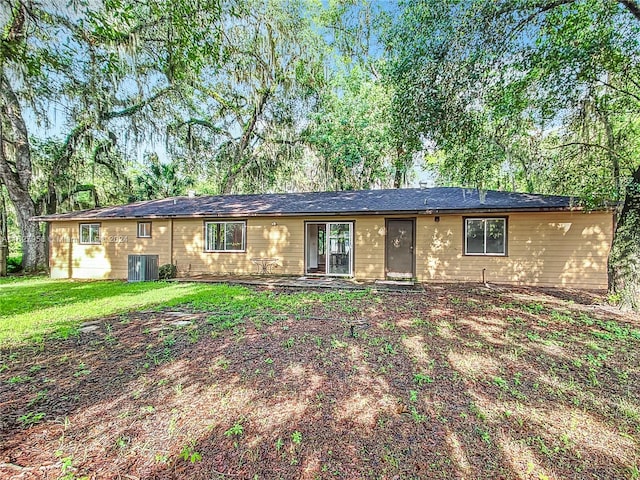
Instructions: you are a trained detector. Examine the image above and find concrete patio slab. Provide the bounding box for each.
[171,274,424,292]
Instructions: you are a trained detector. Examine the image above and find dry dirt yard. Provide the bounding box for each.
[0,283,639,479]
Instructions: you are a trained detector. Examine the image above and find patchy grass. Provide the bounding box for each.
[0,278,205,344]
[0,278,363,346]
[0,280,639,479]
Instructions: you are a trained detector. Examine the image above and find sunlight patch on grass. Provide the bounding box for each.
[528,341,571,361]
[435,320,456,339]
[523,405,638,464]
[0,278,362,346]
[0,275,49,286]
[301,451,322,478]
[402,335,430,364]
[334,392,395,427]
[616,397,640,422]
[458,315,508,345]
[535,372,581,398]
[447,350,500,380]
[466,390,507,423]
[428,307,452,318]
[281,364,325,397]
[444,427,472,478]
[253,395,310,433]
[283,362,307,379]
[394,316,418,329]
[346,344,366,364]
[0,282,211,345]
[499,432,557,480]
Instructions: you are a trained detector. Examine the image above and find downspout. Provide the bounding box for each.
[48,222,52,274]
[169,218,174,266]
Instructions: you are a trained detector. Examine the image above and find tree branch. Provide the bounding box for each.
[53,123,92,178]
[254,131,301,146]
[499,0,575,17]
[173,118,229,136]
[501,0,576,40]
[102,87,173,120]
[552,141,627,159]
[618,0,640,21]
[220,89,272,193]
[92,133,119,180]
[596,78,640,103]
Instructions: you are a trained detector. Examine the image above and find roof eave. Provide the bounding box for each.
[31,205,594,222]
[425,205,587,214]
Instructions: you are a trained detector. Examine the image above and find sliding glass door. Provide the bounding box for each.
[306,222,353,276]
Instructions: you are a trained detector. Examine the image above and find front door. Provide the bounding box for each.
[386,219,415,279]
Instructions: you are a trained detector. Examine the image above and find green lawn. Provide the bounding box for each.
[0,276,347,346]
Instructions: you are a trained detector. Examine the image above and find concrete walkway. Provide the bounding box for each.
[172,274,424,292]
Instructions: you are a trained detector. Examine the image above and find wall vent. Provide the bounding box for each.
[128,255,159,282]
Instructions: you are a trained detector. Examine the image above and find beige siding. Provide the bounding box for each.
[414,211,612,289]
[353,216,395,280]
[50,220,171,279]
[172,218,304,276]
[47,210,613,289]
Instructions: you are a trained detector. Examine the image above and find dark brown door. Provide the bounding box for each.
[386,219,415,279]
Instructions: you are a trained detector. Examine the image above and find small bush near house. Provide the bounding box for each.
[158,263,177,280]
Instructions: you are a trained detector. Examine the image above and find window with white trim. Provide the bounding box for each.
[465,218,506,255]
[137,221,152,238]
[79,223,101,244]
[205,221,246,252]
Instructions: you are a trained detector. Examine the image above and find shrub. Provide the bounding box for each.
[7,256,22,274]
[158,263,177,280]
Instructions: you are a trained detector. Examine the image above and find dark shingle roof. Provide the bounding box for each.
[32,187,581,221]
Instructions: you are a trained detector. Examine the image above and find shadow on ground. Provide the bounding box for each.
[0,284,638,479]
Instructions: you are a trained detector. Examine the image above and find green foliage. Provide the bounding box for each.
[224,421,244,437]
[165,0,328,194]
[18,411,46,426]
[6,256,22,274]
[56,451,88,480]
[413,372,434,385]
[385,0,640,200]
[291,430,302,445]
[8,375,31,384]
[179,441,203,463]
[492,376,508,391]
[158,264,178,280]
[131,155,194,201]
[383,0,640,307]
[0,279,240,345]
[305,66,399,189]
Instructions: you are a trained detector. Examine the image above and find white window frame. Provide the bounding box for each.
[464,217,507,256]
[204,221,246,252]
[79,223,101,245]
[137,221,152,238]
[305,221,354,277]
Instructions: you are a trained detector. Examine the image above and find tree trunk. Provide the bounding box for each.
[0,72,48,272]
[608,164,640,310]
[0,189,7,276]
[393,147,408,189]
[11,188,46,272]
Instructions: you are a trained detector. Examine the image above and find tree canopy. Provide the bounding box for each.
[1,0,639,306]
[384,0,640,308]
